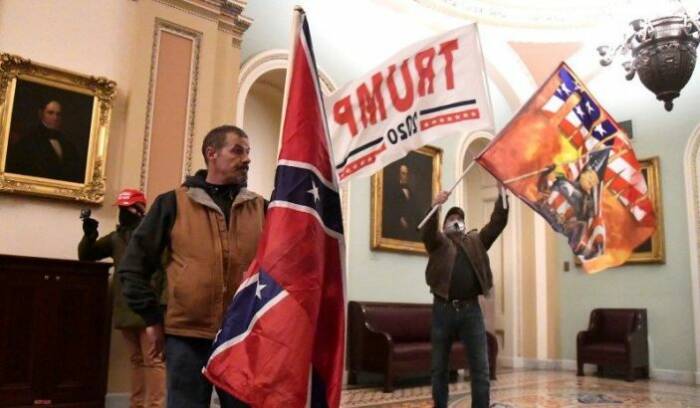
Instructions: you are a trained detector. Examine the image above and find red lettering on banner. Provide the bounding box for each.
[356,72,387,129]
[387,60,414,112]
[438,39,458,90]
[333,95,358,137]
[331,36,462,136]
[415,48,436,97]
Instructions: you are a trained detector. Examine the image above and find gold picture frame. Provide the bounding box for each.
[0,53,116,203]
[627,156,665,264]
[371,145,442,254]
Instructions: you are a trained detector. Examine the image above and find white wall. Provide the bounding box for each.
[244,77,284,198]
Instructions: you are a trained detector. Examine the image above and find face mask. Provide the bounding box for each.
[444,220,465,235]
[119,208,143,227]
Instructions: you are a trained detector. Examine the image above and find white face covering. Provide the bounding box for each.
[444,220,466,235]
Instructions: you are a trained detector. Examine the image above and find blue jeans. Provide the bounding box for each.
[431,297,490,408]
[165,335,248,408]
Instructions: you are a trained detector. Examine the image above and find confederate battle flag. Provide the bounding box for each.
[477,63,656,273]
[203,8,346,407]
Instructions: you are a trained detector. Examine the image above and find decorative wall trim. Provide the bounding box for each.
[684,122,700,385]
[534,215,549,359]
[140,19,202,190]
[152,0,251,44]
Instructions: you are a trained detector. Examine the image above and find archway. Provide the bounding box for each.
[683,123,700,384]
[236,50,337,198]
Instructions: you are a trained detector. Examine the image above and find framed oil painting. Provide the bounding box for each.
[573,156,664,267]
[0,53,116,203]
[371,145,442,254]
[627,156,664,263]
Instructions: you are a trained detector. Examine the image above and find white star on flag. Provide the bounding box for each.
[256,281,267,299]
[575,105,585,117]
[560,83,570,95]
[594,123,607,138]
[307,180,320,204]
[586,101,596,114]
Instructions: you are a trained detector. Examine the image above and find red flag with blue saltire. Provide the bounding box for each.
[203,8,346,407]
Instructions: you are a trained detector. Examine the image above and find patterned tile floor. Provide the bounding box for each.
[340,370,700,407]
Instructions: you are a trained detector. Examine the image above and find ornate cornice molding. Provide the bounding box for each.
[414,0,636,29]
[152,0,251,45]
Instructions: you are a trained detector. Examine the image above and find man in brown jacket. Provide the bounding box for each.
[422,190,508,408]
[119,125,265,408]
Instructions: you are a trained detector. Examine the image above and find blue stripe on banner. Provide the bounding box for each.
[271,165,343,234]
[335,137,383,169]
[591,119,617,145]
[213,269,284,348]
[573,92,601,130]
[310,369,329,408]
[558,68,578,95]
[418,99,476,115]
[553,67,578,102]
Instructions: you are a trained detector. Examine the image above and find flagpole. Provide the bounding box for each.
[416,158,478,230]
[276,6,304,160]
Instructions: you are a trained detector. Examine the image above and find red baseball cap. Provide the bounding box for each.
[115,188,146,207]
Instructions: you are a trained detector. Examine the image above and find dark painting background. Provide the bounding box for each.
[6,78,94,179]
[381,150,434,243]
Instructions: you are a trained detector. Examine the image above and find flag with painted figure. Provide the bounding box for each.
[203,9,345,407]
[326,24,493,183]
[476,63,656,273]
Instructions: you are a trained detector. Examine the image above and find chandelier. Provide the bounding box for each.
[597,7,700,111]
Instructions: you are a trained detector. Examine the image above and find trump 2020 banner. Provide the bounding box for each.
[326,24,493,182]
[476,63,656,273]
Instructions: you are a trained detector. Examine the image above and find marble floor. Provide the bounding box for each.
[340,370,700,407]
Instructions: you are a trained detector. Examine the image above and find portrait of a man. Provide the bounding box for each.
[5,79,93,183]
[383,162,422,241]
[372,146,442,254]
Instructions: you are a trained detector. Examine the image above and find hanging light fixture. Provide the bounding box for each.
[597,5,700,111]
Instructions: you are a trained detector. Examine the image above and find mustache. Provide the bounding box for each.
[236,164,249,171]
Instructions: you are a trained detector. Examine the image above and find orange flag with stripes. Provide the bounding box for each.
[476,63,656,273]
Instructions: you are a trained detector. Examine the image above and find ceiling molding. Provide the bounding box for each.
[413,0,638,29]
[152,0,251,45]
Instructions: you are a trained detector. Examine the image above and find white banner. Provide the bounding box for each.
[325,24,494,183]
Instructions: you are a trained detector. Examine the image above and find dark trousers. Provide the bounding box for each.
[165,335,248,408]
[431,297,490,408]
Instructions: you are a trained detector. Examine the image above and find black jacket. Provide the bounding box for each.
[6,124,83,182]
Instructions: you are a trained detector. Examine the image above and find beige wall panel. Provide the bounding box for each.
[146,31,193,200]
[520,209,537,358]
[547,227,561,359]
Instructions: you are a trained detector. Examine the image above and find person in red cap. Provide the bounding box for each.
[78,188,166,408]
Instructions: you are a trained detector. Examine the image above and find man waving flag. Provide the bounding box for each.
[203,7,346,407]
